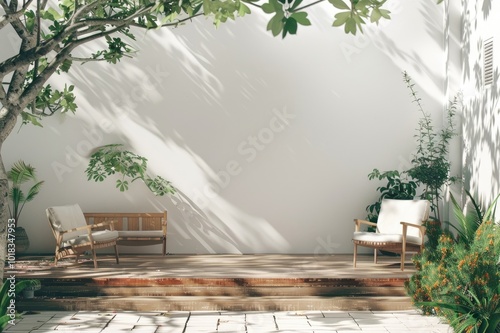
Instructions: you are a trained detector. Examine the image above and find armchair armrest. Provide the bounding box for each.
[353,219,377,232]
[93,220,116,231]
[59,220,115,235]
[400,221,427,242]
[400,221,426,232]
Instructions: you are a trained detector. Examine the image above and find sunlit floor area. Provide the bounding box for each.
[12,253,415,279]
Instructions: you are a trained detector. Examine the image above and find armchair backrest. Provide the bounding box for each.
[377,199,430,238]
[46,204,88,241]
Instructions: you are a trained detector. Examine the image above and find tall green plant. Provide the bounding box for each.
[366,72,458,224]
[7,161,44,228]
[403,71,459,221]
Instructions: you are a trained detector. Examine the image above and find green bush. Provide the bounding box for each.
[406,221,500,333]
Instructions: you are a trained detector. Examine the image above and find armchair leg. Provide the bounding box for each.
[92,249,98,269]
[162,238,166,256]
[374,249,378,264]
[353,244,357,268]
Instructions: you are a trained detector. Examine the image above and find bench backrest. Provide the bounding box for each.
[83,212,167,231]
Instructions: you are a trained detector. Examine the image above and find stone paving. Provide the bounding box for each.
[3,310,452,332]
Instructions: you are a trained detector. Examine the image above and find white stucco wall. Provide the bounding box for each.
[1,0,449,254]
[461,0,500,208]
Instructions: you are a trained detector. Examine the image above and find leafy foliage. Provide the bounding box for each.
[406,194,500,333]
[330,0,390,35]
[85,144,175,196]
[0,279,41,332]
[447,190,499,245]
[7,161,44,227]
[365,169,417,222]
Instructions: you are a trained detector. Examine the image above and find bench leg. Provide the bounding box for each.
[114,244,120,264]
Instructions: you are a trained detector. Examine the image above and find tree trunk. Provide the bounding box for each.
[0,105,20,280]
[0,152,9,280]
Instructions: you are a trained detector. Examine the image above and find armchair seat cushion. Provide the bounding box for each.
[353,231,423,245]
[62,229,119,248]
[118,231,164,239]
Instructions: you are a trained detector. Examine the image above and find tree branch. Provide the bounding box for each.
[157,13,204,28]
[70,0,108,24]
[294,0,325,12]
[0,82,6,100]
[17,43,76,110]
[0,0,33,30]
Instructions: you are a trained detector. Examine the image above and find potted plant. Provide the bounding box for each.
[7,160,44,253]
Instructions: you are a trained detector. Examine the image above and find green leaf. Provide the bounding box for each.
[24,10,36,33]
[379,8,391,19]
[291,12,311,26]
[238,3,251,16]
[332,11,350,27]
[345,17,357,34]
[370,8,381,23]
[328,0,350,10]
[59,59,72,73]
[283,17,298,38]
[267,13,284,37]
[262,2,275,13]
[20,112,43,127]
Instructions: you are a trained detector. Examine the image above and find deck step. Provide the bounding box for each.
[17,296,413,312]
[16,277,413,312]
[36,285,408,297]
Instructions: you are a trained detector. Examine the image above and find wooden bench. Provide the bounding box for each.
[83,211,167,255]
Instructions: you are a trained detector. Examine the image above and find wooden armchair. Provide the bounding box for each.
[352,199,430,271]
[46,204,120,268]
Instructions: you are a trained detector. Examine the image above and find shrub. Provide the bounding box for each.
[406,221,500,333]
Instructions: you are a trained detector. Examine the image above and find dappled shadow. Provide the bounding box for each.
[461,0,500,205]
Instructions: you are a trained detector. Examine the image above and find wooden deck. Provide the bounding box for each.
[11,254,418,312]
[11,253,415,279]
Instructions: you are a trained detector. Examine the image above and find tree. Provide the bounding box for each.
[0,0,437,279]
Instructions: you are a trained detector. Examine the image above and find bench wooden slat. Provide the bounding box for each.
[83,211,167,255]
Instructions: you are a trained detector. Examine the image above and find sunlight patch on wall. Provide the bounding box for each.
[113,114,290,253]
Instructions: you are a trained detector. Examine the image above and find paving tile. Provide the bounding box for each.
[155,327,187,333]
[0,310,453,333]
[101,322,136,330]
[322,312,355,318]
